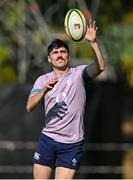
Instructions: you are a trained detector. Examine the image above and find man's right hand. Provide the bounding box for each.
[44,78,58,92]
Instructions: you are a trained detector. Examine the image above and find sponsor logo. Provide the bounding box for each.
[34,152,40,160]
[72,158,77,166]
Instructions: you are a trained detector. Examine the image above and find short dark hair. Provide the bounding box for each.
[47,39,69,55]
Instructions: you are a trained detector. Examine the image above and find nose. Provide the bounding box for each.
[57,52,62,57]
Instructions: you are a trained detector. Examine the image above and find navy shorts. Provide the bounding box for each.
[32,133,84,170]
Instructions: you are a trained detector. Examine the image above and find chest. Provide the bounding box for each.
[45,73,83,102]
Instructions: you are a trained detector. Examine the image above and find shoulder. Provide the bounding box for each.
[35,72,52,82]
[73,65,94,81]
[72,65,88,73]
[33,72,53,88]
[30,72,52,95]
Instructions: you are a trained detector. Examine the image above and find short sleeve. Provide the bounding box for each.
[30,75,46,96]
[82,62,100,79]
[76,65,88,75]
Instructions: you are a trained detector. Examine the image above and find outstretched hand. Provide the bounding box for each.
[85,18,98,42]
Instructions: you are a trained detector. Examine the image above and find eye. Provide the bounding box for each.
[61,50,67,54]
[52,51,58,55]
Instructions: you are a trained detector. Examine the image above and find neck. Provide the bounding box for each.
[53,66,70,77]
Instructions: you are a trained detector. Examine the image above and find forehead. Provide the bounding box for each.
[51,47,68,52]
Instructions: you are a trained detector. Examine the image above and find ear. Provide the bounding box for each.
[48,56,51,63]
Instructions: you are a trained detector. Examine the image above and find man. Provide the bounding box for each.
[26,19,105,179]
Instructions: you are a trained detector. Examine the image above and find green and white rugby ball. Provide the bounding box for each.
[64,8,87,42]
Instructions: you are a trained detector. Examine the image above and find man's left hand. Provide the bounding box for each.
[85,18,98,42]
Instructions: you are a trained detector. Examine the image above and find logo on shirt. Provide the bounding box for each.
[34,152,40,161]
[72,158,77,166]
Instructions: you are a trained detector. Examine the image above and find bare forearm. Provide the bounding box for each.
[90,40,105,72]
[26,87,47,112]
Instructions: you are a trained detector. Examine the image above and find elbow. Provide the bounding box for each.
[100,64,106,72]
[26,107,31,112]
[26,105,32,112]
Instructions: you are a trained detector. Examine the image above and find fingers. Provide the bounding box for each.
[93,20,98,31]
[88,18,98,30]
[46,78,58,91]
[88,18,92,28]
[93,20,96,29]
[47,84,54,89]
[49,79,58,87]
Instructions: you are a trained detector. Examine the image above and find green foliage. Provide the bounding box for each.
[0,46,11,63]
[69,41,93,59]
[0,0,132,85]
[123,56,133,87]
[123,12,133,25]
[0,65,17,83]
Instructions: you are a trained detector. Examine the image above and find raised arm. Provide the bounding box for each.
[26,78,58,112]
[85,18,105,77]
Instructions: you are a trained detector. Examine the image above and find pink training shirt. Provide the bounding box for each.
[30,65,88,143]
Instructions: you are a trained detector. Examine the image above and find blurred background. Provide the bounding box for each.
[0,0,133,179]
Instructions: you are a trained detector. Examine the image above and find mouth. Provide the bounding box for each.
[56,58,64,61]
[56,58,65,63]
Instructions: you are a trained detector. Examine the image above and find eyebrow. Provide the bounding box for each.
[51,49,68,54]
